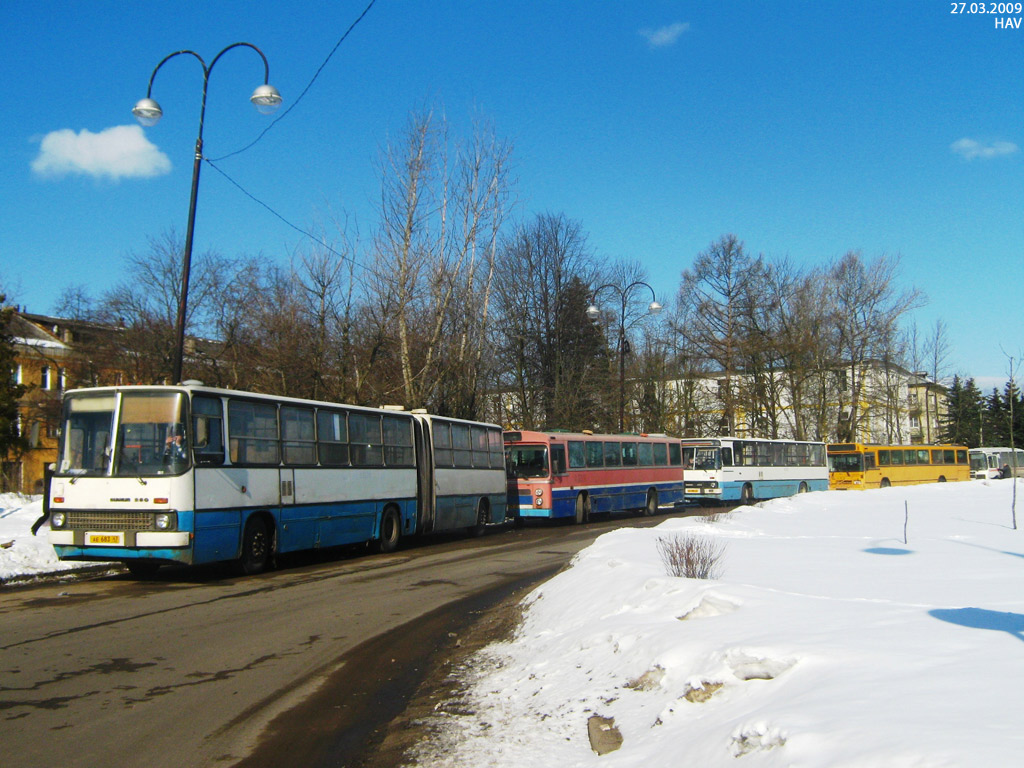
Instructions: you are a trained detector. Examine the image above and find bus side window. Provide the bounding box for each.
[865,452,876,470]
[192,396,224,466]
[568,441,586,469]
[721,447,733,466]
[552,445,567,475]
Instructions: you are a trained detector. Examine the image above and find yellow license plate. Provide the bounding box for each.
[86,532,125,546]
[685,488,700,493]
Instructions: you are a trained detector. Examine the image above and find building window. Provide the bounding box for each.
[41,365,51,390]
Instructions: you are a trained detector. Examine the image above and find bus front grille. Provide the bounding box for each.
[63,511,155,531]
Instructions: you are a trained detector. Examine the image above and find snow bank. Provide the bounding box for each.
[415,481,1024,767]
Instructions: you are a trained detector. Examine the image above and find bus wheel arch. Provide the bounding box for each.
[239,513,274,575]
[798,482,809,494]
[575,492,590,525]
[937,475,947,483]
[375,504,402,554]
[880,478,891,488]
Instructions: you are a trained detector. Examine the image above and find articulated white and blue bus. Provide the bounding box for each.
[504,430,686,523]
[682,436,828,504]
[47,384,506,576]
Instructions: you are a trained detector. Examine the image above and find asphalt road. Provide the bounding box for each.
[1,507,709,767]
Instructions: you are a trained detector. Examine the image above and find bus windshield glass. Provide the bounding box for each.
[57,391,190,477]
[507,445,549,478]
[683,446,720,470]
[829,452,863,473]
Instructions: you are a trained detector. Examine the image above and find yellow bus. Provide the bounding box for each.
[827,443,970,490]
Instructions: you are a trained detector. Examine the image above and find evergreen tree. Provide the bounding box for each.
[1001,379,1024,448]
[0,299,29,488]
[941,375,984,447]
[983,387,1011,446]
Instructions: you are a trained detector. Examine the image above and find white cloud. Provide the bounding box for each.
[31,125,171,181]
[639,22,690,48]
[950,137,1019,161]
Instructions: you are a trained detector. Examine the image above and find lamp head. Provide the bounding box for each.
[647,301,664,316]
[585,304,601,321]
[132,98,163,127]
[250,84,282,115]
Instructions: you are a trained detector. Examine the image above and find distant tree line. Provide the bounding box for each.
[942,376,1023,448]
[14,105,967,441]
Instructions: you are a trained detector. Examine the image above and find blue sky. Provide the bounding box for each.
[3,1,1022,389]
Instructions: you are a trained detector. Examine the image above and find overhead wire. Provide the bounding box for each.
[209,0,378,162]
[201,0,380,285]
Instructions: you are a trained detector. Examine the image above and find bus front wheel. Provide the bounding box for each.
[239,516,272,575]
[375,506,401,553]
[740,484,754,505]
[798,482,809,494]
[880,478,891,488]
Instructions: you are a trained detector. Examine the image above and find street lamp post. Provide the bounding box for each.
[133,43,282,384]
[586,281,663,432]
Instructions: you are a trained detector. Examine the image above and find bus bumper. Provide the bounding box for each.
[49,530,193,565]
[517,506,554,519]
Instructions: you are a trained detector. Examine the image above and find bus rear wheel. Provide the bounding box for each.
[575,493,590,525]
[644,489,658,516]
[740,484,754,505]
[239,516,271,575]
[470,500,489,537]
[375,506,401,554]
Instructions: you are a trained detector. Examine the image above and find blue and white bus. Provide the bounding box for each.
[682,436,828,504]
[47,384,507,576]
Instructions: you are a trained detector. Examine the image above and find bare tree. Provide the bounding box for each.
[367,108,513,416]
[91,231,232,384]
[824,251,923,442]
[490,213,603,429]
[677,235,767,435]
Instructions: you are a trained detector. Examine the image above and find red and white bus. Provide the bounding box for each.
[504,430,686,523]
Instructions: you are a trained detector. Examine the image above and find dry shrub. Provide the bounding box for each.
[656,533,725,579]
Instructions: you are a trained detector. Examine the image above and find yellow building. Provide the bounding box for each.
[3,311,124,494]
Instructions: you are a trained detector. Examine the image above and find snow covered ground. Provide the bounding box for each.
[412,480,1024,767]
[4,483,1023,765]
[0,493,92,582]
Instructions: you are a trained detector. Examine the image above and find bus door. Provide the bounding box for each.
[413,417,435,534]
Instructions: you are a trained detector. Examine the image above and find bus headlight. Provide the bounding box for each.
[155,513,175,530]
[51,512,66,528]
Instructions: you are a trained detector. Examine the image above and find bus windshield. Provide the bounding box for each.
[507,445,549,478]
[58,391,190,477]
[829,453,863,473]
[683,446,720,470]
